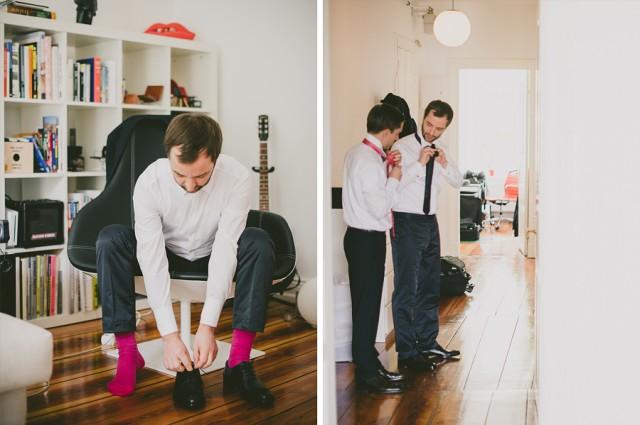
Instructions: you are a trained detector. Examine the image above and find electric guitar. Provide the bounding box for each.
[252,115,274,211]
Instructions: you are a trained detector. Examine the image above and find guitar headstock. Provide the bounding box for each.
[258,115,269,142]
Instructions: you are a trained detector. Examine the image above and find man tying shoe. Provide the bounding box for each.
[96,113,275,409]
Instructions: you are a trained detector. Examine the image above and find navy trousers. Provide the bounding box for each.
[96,224,275,334]
[343,226,386,381]
[391,212,441,360]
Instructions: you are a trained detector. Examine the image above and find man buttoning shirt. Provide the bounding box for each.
[391,100,463,371]
[96,113,275,409]
[342,103,407,394]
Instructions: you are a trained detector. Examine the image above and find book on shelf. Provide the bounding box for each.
[6,3,57,20]
[0,253,64,319]
[72,57,115,104]
[68,189,100,229]
[3,31,61,100]
[4,114,60,173]
[0,252,101,319]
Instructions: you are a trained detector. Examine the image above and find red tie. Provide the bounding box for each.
[362,139,395,237]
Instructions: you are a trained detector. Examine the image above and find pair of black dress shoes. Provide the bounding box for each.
[356,362,406,394]
[172,361,274,410]
[398,344,461,372]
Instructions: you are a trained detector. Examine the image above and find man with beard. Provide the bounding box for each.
[390,100,463,371]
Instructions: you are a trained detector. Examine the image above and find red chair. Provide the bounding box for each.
[487,170,519,230]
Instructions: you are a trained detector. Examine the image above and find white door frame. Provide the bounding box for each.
[447,58,538,258]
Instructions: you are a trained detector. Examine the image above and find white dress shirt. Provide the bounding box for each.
[133,154,250,336]
[342,134,399,232]
[392,133,463,215]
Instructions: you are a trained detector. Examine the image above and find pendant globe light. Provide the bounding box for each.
[433,0,471,47]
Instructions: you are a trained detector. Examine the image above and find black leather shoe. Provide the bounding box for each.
[223,361,274,408]
[376,366,405,383]
[421,343,461,360]
[398,355,438,372]
[356,375,405,394]
[173,367,205,410]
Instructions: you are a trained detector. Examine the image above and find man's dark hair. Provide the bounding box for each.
[367,103,405,134]
[164,113,223,163]
[423,100,454,126]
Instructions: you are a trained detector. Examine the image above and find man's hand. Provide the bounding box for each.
[162,332,193,372]
[193,324,218,369]
[434,148,448,168]
[387,150,402,167]
[418,146,437,166]
[389,164,402,180]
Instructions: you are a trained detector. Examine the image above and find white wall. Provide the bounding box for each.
[329,0,415,278]
[171,0,317,279]
[417,0,538,255]
[329,0,538,256]
[538,1,640,424]
[459,69,528,211]
[39,0,318,278]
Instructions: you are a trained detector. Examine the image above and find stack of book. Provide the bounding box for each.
[72,57,116,104]
[3,30,62,100]
[5,2,56,20]
[4,115,60,173]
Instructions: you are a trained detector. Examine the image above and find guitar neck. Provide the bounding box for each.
[259,141,269,211]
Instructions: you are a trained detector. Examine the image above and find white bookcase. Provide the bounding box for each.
[0,12,217,328]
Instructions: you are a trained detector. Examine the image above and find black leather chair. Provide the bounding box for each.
[67,115,296,374]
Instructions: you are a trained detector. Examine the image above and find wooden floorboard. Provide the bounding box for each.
[26,299,317,424]
[337,223,537,425]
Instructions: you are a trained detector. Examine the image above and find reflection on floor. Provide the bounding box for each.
[336,222,537,425]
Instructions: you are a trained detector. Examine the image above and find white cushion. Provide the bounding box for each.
[0,313,53,393]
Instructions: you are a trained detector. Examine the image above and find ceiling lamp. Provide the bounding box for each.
[433,0,471,47]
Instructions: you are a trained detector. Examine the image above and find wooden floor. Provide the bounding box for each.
[26,299,317,425]
[337,223,537,425]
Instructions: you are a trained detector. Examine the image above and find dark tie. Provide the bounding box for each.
[423,153,435,215]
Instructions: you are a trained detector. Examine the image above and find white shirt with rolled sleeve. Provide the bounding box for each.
[392,133,463,214]
[133,154,250,337]
[342,134,399,232]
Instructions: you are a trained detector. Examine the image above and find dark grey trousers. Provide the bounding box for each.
[344,226,386,381]
[391,212,441,360]
[96,224,275,334]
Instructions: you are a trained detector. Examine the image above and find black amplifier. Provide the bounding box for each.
[6,199,64,248]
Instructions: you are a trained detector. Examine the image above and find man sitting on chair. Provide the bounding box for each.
[96,113,275,409]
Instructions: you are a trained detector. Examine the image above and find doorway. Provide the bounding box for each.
[457,68,531,257]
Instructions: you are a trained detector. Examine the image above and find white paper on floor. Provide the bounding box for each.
[106,337,265,377]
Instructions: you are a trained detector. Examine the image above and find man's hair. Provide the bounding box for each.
[164,113,223,163]
[366,103,405,134]
[423,100,454,126]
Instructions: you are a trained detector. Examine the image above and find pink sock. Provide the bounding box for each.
[107,332,145,397]
[228,329,256,368]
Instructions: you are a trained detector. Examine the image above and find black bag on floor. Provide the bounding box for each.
[460,218,480,241]
[440,256,475,297]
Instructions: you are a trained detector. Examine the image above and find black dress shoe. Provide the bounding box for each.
[356,375,405,394]
[421,343,461,360]
[223,361,274,408]
[173,367,205,410]
[376,366,405,383]
[398,355,438,372]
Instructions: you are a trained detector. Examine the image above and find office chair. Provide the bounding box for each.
[488,170,519,230]
[67,115,296,375]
